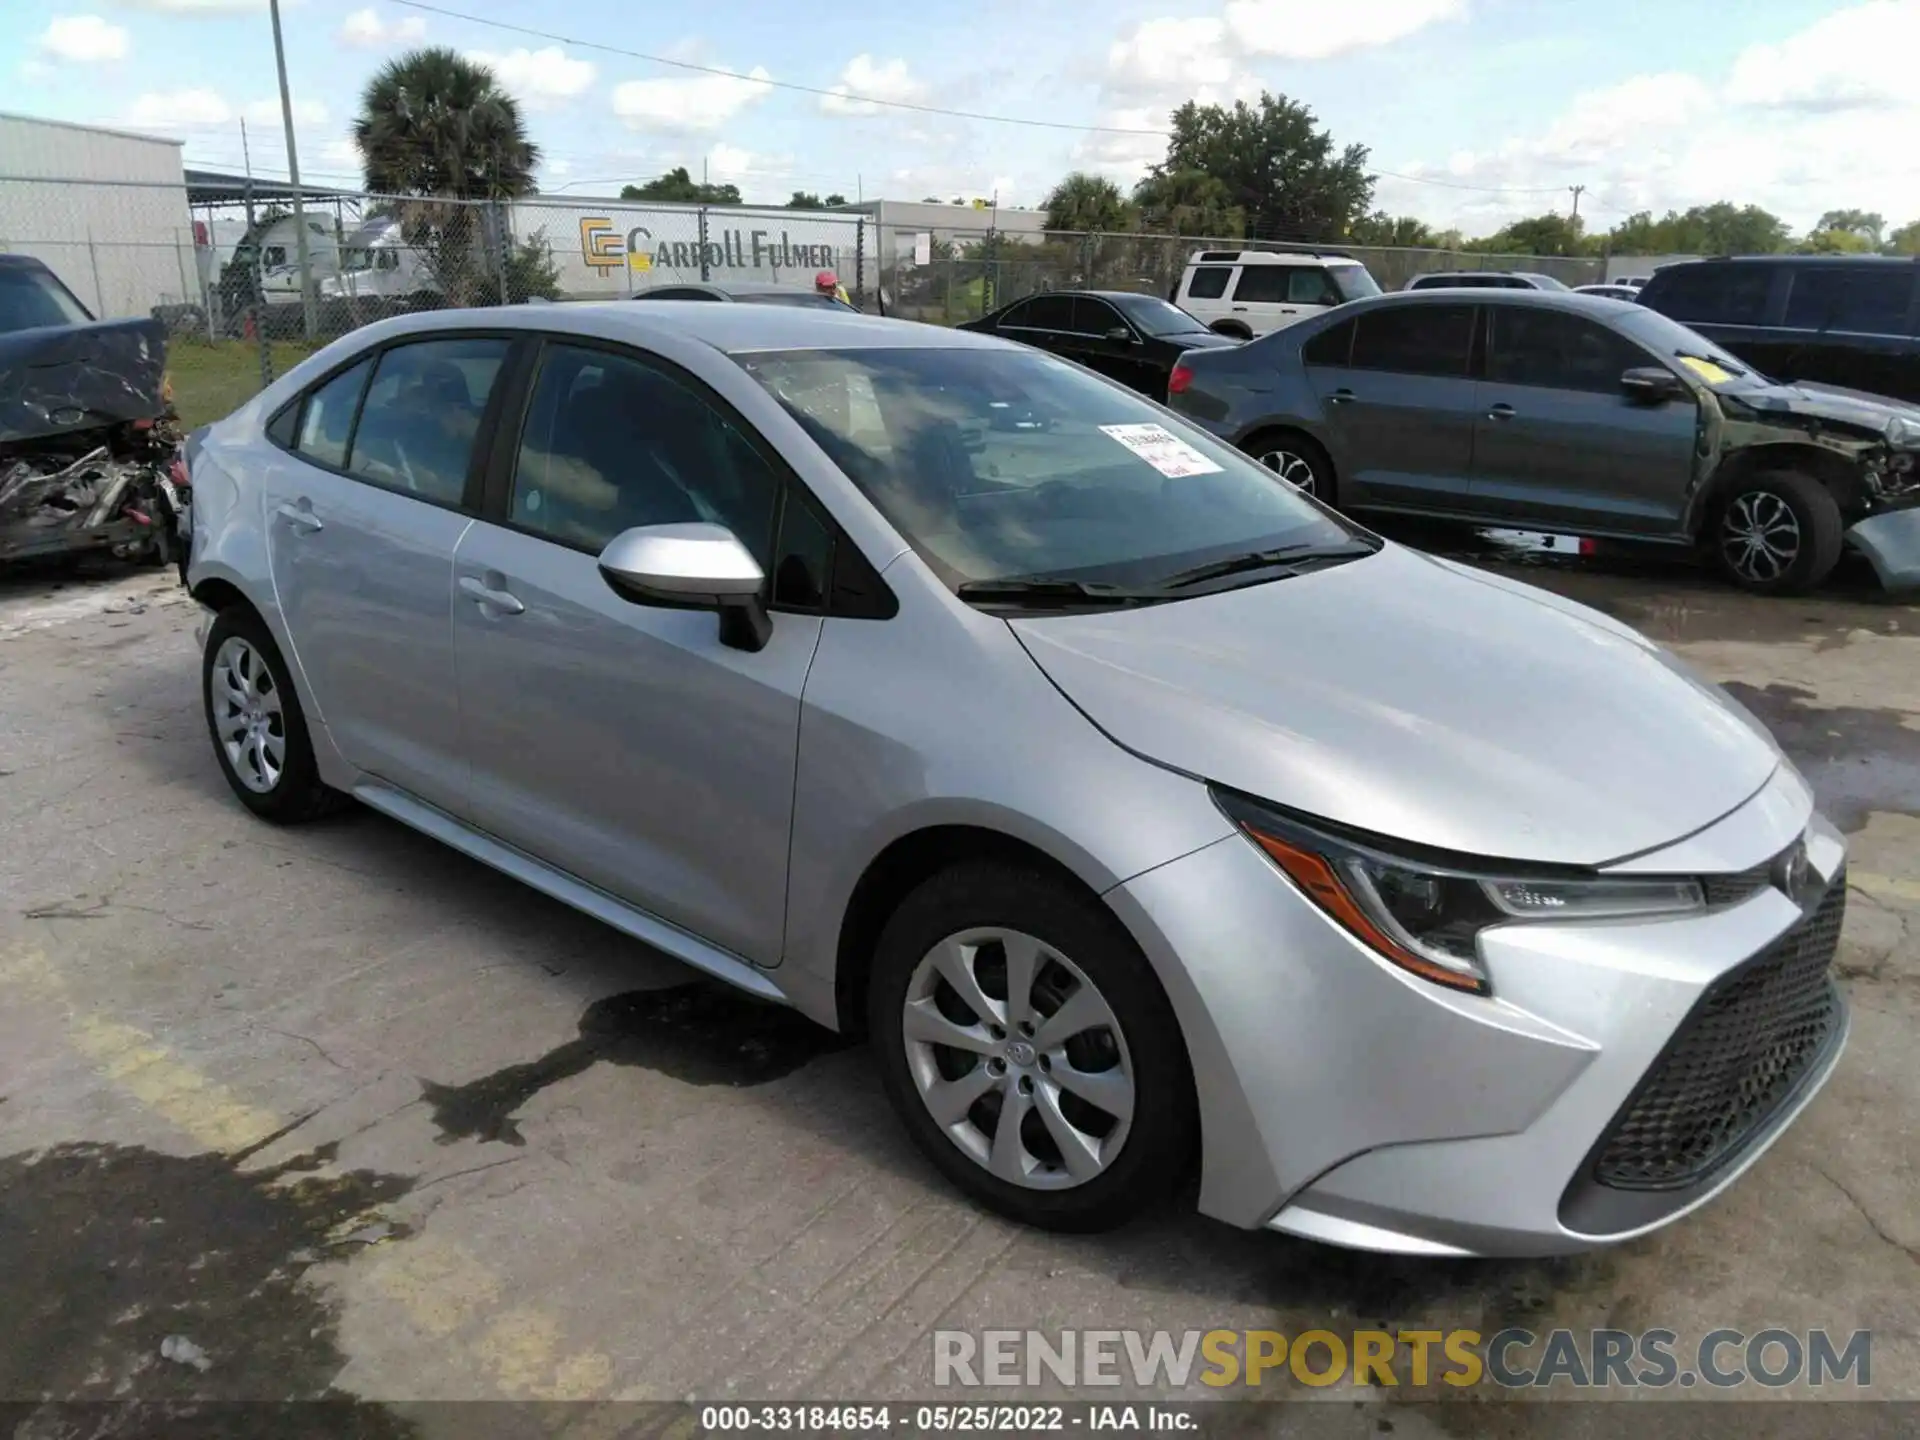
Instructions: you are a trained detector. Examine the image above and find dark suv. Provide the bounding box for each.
[1636,255,1920,403]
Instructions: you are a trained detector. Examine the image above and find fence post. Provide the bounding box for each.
[854,218,865,311]
[493,203,511,306]
[698,206,711,283]
[86,229,106,316]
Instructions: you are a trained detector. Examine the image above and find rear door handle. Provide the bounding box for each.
[459,574,525,615]
[1487,403,1517,421]
[275,500,322,533]
[1327,388,1355,405]
[1231,306,1249,312]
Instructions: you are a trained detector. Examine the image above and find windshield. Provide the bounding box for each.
[0,265,93,333]
[741,346,1357,591]
[1111,294,1210,338]
[1617,308,1770,387]
[1330,264,1381,301]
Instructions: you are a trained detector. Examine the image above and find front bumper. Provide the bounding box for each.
[1107,766,1848,1256]
[1847,505,1920,591]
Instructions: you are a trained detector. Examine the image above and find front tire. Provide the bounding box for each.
[1710,469,1842,594]
[869,863,1195,1232]
[202,606,341,822]
[1241,428,1338,507]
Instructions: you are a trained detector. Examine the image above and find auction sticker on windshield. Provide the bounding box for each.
[1677,356,1738,386]
[1099,423,1223,478]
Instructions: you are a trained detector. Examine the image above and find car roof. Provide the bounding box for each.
[1657,254,1920,269]
[1186,249,1355,266]
[1417,271,1538,281]
[1344,289,1642,316]
[336,299,1014,357]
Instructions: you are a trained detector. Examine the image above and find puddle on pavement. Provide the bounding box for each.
[420,983,852,1147]
[0,1140,417,1434]
[1720,683,1920,831]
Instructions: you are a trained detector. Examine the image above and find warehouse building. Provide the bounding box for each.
[0,112,196,319]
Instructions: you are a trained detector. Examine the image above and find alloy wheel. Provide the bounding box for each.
[901,927,1135,1190]
[209,635,286,794]
[1720,491,1802,584]
[1257,449,1318,496]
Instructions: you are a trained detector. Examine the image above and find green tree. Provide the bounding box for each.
[1347,211,1438,247]
[353,47,538,198]
[1041,172,1135,232]
[1814,209,1885,247]
[1603,203,1790,256]
[1470,212,1586,256]
[620,167,742,205]
[1796,227,1875,254]
[1132,168,1243,237]
[1151,92,1373,240]
[1887,219,1920,255]
[787,190,822,209]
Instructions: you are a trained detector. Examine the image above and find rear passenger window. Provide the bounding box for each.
[1783,267,1914,335]
[1302,319,1355,367]
[293,358,372,469]
[346,337,509,506]
[1349,304,1474,377]
[1021,294,1075,331]
[1644,265,1773,325]
[1185,266,1232,300]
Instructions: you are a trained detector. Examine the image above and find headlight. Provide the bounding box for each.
[1213,790,1705,996]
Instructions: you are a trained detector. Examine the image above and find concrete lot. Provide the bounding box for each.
[0,540,1915,1426]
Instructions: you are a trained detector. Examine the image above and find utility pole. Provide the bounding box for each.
[269,0,317,341]
[1568,184,1586,222]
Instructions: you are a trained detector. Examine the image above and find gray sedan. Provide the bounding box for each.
[184,301,1848,1254]
[1167,289,1920,592]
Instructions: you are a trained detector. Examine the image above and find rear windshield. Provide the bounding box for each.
[0,264,93,333]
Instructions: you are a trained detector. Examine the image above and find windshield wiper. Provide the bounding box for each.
[1157,539,1380,590]
[955,576,1171,607]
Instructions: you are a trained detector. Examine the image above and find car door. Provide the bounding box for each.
[1001,293,1077,362]
[450,337,825,967]
[1067,296,1158,394]
[1778,265,1920,401]
[1303,301,1479,511]
[1470,305,1697,535]
[259,334,513,814]
[1225,264,1329,334]
[1176,263,1235,331]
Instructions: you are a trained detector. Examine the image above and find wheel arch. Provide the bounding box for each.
[1688,443,1866,537]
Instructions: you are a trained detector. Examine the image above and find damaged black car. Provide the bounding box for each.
[0,254,187,569]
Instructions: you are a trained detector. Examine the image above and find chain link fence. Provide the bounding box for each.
[6,173,1641,425]
[873,226,1609,324]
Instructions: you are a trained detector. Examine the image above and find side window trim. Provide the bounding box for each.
[488,332,898,620]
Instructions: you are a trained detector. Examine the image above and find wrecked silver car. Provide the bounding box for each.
[0,255,186,568]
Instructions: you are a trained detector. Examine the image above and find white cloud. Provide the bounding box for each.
[1387,2,1920,235]
[820,55,926,116]
[1724,0,1916,113]
[611,66,773,131]
[39,15,130,63]
[126,88,233,126]
[1073,16,1261,184]
[467,45,596,109]
[113,0,267,11]
[319,137,361,169]
[1223,0,1466,59]
[337,7,426,47]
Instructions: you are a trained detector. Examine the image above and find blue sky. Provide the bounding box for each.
[9,0,1919,235]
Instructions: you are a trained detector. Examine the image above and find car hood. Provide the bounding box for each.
[1010,545,1781,867]
[1734,377,1920,433]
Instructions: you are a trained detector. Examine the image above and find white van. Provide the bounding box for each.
[1171,249,1381,339]
[319,218,439,303]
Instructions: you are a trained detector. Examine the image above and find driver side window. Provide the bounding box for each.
[509,342,780,561]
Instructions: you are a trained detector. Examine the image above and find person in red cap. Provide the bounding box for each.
[815,269,852,307]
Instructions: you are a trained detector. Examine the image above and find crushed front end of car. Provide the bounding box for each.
[0,317,187,566]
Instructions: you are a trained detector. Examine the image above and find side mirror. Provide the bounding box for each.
[597,523,771,652]
[1105,325,1135,344]
[1621,366,1686,403]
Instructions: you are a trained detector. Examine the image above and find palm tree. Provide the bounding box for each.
[352,48,539,305]
[353,47,538,199]
[1132,169,1243,239]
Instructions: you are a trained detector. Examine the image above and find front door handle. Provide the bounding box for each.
[275,500,322,533]
[1231,305,1249,312]
[1487,402,1517,421]
[1327,388,1355,405]
[459,574,525,615]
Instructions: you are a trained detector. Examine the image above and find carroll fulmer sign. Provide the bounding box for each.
[577,215,844,279]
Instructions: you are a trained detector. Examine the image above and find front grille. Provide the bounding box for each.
[1593,872,1846,1190]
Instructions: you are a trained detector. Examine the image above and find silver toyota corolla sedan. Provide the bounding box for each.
[184,302,1849,1256]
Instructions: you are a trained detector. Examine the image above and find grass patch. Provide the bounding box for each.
[166,341,316,430]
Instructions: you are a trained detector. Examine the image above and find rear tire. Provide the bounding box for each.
[1240,428,1338,507]
[202,606,343,823]
[1709,469,1842,594]
[868,862,1195,1232]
